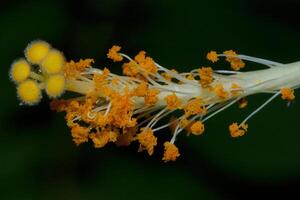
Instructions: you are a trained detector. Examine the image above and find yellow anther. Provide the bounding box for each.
[199,67,213,88]
[144,89,160,106]
[206,51,219,63]
[164,93,181,110]
[71,124,90,146]
[223,50,245,71]
[280,87,295,101]
[190,121,205,135]
[214,84,228,99]
[90,130,118,148]
[137,128,157,156]
[229,122,248,138]
[107,45,123,62]
[162,142,180,162]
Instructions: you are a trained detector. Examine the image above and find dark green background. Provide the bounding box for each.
[1,0,300,199]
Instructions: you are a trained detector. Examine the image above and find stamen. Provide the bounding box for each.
[10,40,300,162]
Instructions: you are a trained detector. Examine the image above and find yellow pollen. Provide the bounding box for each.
[164,93,181,110]
[223,50,245,71]
[199,67,213,88]
[89,130,118,148]
[64,59,94,79]
[206,51,219,63]
[144,88,160,106]
[71,124,89,145]
[184,98,206,117]
[136,128,157,156]
[280,87,295,101]
[229,122,248,138]
[214,84,228,99]
[134,51,158,74]
[162,142,180,162]
[190,121,205,136]
[132,82,148,97]
[179,117,190,128]
[107,45,123,62]
[122,60,139,77]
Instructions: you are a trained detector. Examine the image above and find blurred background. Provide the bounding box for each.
[1,0,300,199]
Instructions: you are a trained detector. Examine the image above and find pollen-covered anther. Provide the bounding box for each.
[64,59,94,79]
[41,49,65,74]
[229,122,248,138]
[17,79,42,105]
[25,40,50,64]
[134,51,158,74]
[206,51,219,63]
[107,45,123,62]
[132,82,148,97]
[164,93,181,110]
[45,74,66,98]
[144,88,160,106]
[280,87,295,101]
[122,60,139,77]
[198,67,213,88]
[214,84,228,99]
[238,98,248,109]
[89,130,118,148]
[162,142,180,162]
[224,50,245,71]
[190,121,205,136]
[10,58,31,83]
[71,124,90,145]
[179,117,190,128]
[136,128,157,156]
[184,98,206,117]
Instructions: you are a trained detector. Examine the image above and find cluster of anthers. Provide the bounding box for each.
[10,40,297,162]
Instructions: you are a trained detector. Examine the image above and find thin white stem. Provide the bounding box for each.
[214,70,242,74]
[104,102,112,116]
[218,54,284,67]
[170,123,181,144]
[239,92,280,126]
[150,109,175,128]
[202,98,241,123]
[146,107,168,128]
